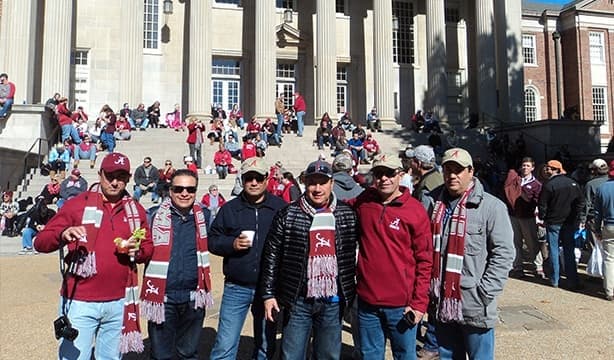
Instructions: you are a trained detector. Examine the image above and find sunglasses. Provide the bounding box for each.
[242,173,266,183]
[373,168,399,179]
[306,163,332,177]
[103,171,130,182]
[165,162,172,165]
[170,185,198,194]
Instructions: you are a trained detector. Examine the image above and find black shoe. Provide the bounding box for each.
[509,269,526,279]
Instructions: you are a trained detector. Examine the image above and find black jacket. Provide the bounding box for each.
[538,174,586,225]
[259,196,359,309]
[208,191,286,287]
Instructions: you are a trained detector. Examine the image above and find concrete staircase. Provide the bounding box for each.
[14,124,412,209]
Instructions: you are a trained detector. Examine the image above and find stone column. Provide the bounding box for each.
[316,0,337,120]
[119,0,144,107]
[0,0,37,103]
[475,0,498,123]
[373,0,395,128]
[188,0,212,120]
[426,0,448,124]
[254,0,276,120]
[41,0,73,100]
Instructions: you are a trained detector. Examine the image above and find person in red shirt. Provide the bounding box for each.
[35,152,153,358]
[352,153,433,359]
[186,116,206,168]
[184,156,198,175]
[213,143,233,179]
[0,73,16,118]
[57,97,82,144]
[241,137,257,161]
[363,133,381,161]
[246,116,261,136]
[293,92,306,137]
[280,171,301,203]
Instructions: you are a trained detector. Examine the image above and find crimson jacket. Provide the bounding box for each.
[293,95,306,112]
[213,150,232,166]
[352,187,433,312]
[57,102,73,126]
[186,122,205,144]
[35,190,153,301]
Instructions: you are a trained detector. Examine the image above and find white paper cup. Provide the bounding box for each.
[241,230,255,247]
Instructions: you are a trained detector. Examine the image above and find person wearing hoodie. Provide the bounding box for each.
[332,153,363,202]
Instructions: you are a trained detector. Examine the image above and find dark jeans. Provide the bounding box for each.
[545,223,578,287]
[148,301,205,360]
[281,297,342,360]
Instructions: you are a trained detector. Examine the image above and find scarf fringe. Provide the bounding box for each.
[439,297,463,323]
[75,252,97,278]
[307,255,338,298]
[141,300,165,324]
[430,277,441,299]
[193,289,214,309]
[119,330,144,354]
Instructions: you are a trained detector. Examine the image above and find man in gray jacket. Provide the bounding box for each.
[331,153,363,201]
[427,147,514,359]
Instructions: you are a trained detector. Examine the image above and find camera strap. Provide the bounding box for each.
[58,242,78,317]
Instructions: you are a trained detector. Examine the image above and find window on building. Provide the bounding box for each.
[445,7,460,23]
[336,65,348,115]
[522,34,536,65]
[276,62,296,108]
[212,58,241,110]
[393,1,414,65]
[593,87,608,124]
[524,87,537,122]
[336,0,346,14]
[72,49,90,110]
[144,0,160,49]
[589,32,605,64]
[216,0,241,5]
[276,0,294,9]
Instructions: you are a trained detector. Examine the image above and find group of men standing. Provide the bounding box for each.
[34,144,517,359]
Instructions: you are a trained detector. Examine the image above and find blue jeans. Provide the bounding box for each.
[216,165,228,179]
[100,132,115,152]
[210,282,275,360]
[358,298,418,360]
[22,227,37,248]
[0,98,13,117]
[129,117,149,129]
[58,298,124,360]
[148,301,205,360]
[281,297,341,360]
[276,113,284,137]
[296,111,305,136]
[420,315,439,352]
[133,184,159,202]
[61,124,82,144]
[75,146,96,160]
[545,223,577,287]
[435,322,494,360]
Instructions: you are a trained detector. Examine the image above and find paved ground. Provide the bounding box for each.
[1,235,613,359]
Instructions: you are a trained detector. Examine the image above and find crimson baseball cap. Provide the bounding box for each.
[100,152,131,174]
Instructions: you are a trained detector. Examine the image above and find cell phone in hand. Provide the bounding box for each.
[403,310,416,326]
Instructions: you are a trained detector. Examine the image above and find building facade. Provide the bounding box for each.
[522,0,613,146]
[0,0,524,128]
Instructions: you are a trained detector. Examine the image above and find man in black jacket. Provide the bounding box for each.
[133,157,160,203]
[209,157,286,359]
[538,160,586,289]
[261,160,359,360]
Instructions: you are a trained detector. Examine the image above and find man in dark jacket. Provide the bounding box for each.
[58,168,89,208]
[353,153,433,359]
[538,160,586,289]
[261,160,359,359]
[133,157,160,203]
[142,169,213,359]
[331,153,363,201]
[209,157,286,359]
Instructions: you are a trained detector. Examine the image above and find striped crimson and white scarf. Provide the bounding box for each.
[429,183,474,323]
[140,198,213,324]
[299,195,338,298]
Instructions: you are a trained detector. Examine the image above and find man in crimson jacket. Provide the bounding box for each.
[352,153,433,359]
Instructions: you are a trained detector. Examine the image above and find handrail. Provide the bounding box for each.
[21,137,51,186]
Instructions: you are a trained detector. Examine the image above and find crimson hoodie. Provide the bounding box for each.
[352,187,433,312]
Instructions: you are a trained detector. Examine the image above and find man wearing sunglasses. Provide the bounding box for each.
[352,153,433,359]
[427,148,514,359]
[209,157,287,359]
[141,169,214,359]
[261,160,359,359]
[35,152,153,358]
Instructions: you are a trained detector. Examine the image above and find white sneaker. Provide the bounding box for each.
[17,248,31,255]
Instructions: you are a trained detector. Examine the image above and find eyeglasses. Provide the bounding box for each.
[242,173,266,183]
[170,185,197,194]
[373,168,399,179]
[144,161,151,164]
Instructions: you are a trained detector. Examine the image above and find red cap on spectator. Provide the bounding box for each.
[100,153,131,174]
